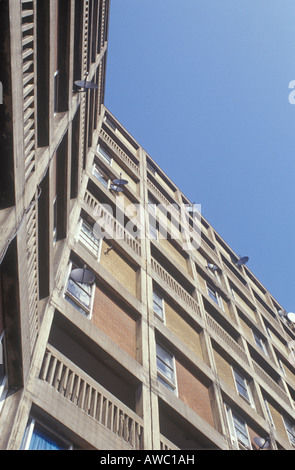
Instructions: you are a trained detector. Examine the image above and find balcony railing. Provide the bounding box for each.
[160,435,180,450]
[83,190,142,257]
[206,313,249,365]
[100,129,140,176]
[39,345,144,450]
[151,257,200,318]
[252,360,291,408]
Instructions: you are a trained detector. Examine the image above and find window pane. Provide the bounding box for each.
[80,221,100,255]
[29,424,67,450]
[232,412,250,447]
[93,166,108,187]
[207,285,219,304]
[157,374,175,392]
[67,279,91,308]
[284,418,295,445]
[97,145,112,164]
[233,370,250,401]
[153,291,163,318]
[156,344,175,385]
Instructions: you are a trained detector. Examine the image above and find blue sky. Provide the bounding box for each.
[104,0,295,313]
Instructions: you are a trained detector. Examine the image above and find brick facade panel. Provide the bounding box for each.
[92,286,137,359]
[176,360,214,427]
[100,241,137,297]
[165,302,203,359]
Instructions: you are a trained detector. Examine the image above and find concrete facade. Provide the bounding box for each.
[0,0,295,451]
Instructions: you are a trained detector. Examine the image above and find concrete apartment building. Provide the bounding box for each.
[0,0,295,451]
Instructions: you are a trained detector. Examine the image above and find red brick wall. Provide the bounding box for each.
[176,360,214,427]
[92,286,137,360]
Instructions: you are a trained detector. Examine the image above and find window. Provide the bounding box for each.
[156,343,177,393]
[148,195,158,240]
[147,160,157,175]
[225,405,251,449]
[104,116,117,131]
[206,264,222,284]
[64,262,95,318]
[0,332,8,412]
[252,330,269,357]
[92,164,109,188]
[53,196,57,244]
[21,418,72,450]
[148,195,157,215]
[97,144,112,165]
[283,417,295,446]
[153,290,165,321]
[264,398,275,427]
[78,219,101,259]
[278,358,286,376]
[53,70,60,114]
[149,216,158,241]
[233,369,254,407]
[207,283,223,309]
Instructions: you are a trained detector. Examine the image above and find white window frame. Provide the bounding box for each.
[156,342,177,394]
[21,417,73,450]
[252,330,269,357]
[53,195,57,245]
[207,283,223,310]
[283,416,295,447]
[206,263,222,284]
[53,69,60,115]
[0,332,8,413]
[92,164,110,189]
[64,262,95,319]
[104,116,117,131]
[153,290,165,322]
[96,144,112,166]
[225,404,251,450]
[264,398,275,428]
[77,218,102,260]
[149,215,158,241]
[232,368,255,408]
[278,357,286,376]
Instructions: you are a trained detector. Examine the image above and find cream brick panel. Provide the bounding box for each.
[100,241,138,297]
[159,239,188,273]
[232,289,256,322]
[164,302,203,359]
[267,400,290,443]
[213,348,236,390]
[239,316,255,343]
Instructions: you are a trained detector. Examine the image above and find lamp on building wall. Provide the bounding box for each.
[104,245,113,255]
[70,265,95,284]
[254,436,270,450]
[74,72,98,93]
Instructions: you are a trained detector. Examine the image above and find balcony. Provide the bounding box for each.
[83,189,142,258]
[151,257,201,319]
[39,345,144,450]
[99,129,140,177]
